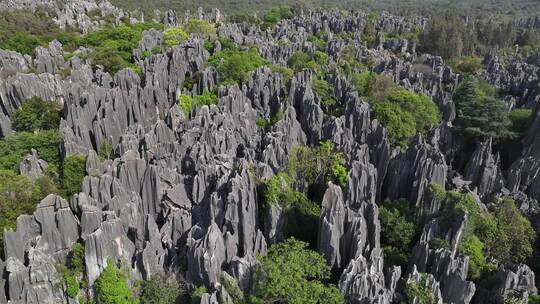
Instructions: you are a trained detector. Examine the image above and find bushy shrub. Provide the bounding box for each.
[184,19,215,36]
[163,27,188,48]
[62,154,87,197]
[0,130,62,171]
[0,11,80,56]
[262,6,294,28]
[80,22,163,75]
[1,31,41,56]
[220,272,244,304]
[308,34,328,51]
[178,89,218,118]
[94,262,137,304]
[490,198,536,265]
[509,108,533,134]
[362,19,377,44]
[288,141,348,189]
[351,71,377,97]
[57,242,86,299]
[250,238,343,304]
[373,101,417,148]
[0,170,55,255]
[11,97,61,132]
[140,274,186,304]
[98,139,114,160]
[209,49,268,84]
[380,199,417,267]
[313,79,336,112]
[257,108,284,129]
[372,85,441,148]
[405,274,437,304]
[459,235,489,280]
[70,243,85,274]
[449,56,483,74]
[262,173,320,244]
[190,286,207,304]
[178,94,194,117]
[270,65,294,83]
[430,185,536,279]
[287,51,319,73]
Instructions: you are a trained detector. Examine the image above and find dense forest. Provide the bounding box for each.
[0,0,539,304]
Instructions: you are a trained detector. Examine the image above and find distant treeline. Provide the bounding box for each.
[109,0,540,17]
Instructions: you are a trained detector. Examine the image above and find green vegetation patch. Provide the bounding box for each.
[0,130,62,171]
[140,274,187,304]
[61,154,87,198]
[80,22,164,75]
[0,10,80,56]
[94,261,138,304]
[288,141,348,189]
[209,49,268,84]
[453,76,515,141]
[11,97,61,133]
[379,198,417,267]
[178,89,218,117]
[0,170,58,256]
[427,185,536,281]
[405,273,437,304]
[57,242,86,299]
[163,27,188,48]
[250,238,343,304]
[350,72,441,148]
[262,6,294,29]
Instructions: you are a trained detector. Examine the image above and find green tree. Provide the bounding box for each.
[262,6,294,28]
[509,108,532,135]
[373,101,417,148]
[0,170,58,258]
[380,199,417,267]
[262,173,320,245]
[11,97,61,132]
[57,242,86,299]
[250,238,343,304]
[80,22,164,75]
[140,274,186,304]
[420,11,467,59]
[94,262,138,304]
[405,274,437,304]
[0,130,62,171]
[385,87,441,131]
[209,49,268,84]
[459,235,489,280]
[491,198,536,265]
[178,89,218,118]
[184,19,215,36]
[62,154,87,197]
[351,71,377,97]
[1,31,41,56]
[453,76,514,140]
[288,141,348,189]
[362,20,377,44]
[313,79,336,113]
[163,27,188,48]
[287,51,318,73]
[98,139,114,160]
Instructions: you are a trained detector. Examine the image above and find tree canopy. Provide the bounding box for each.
[453,76,514,140]
[250,238,343,304]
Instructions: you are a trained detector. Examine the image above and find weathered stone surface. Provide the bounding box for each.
[318,182,345,269]
[19,149,48,181]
